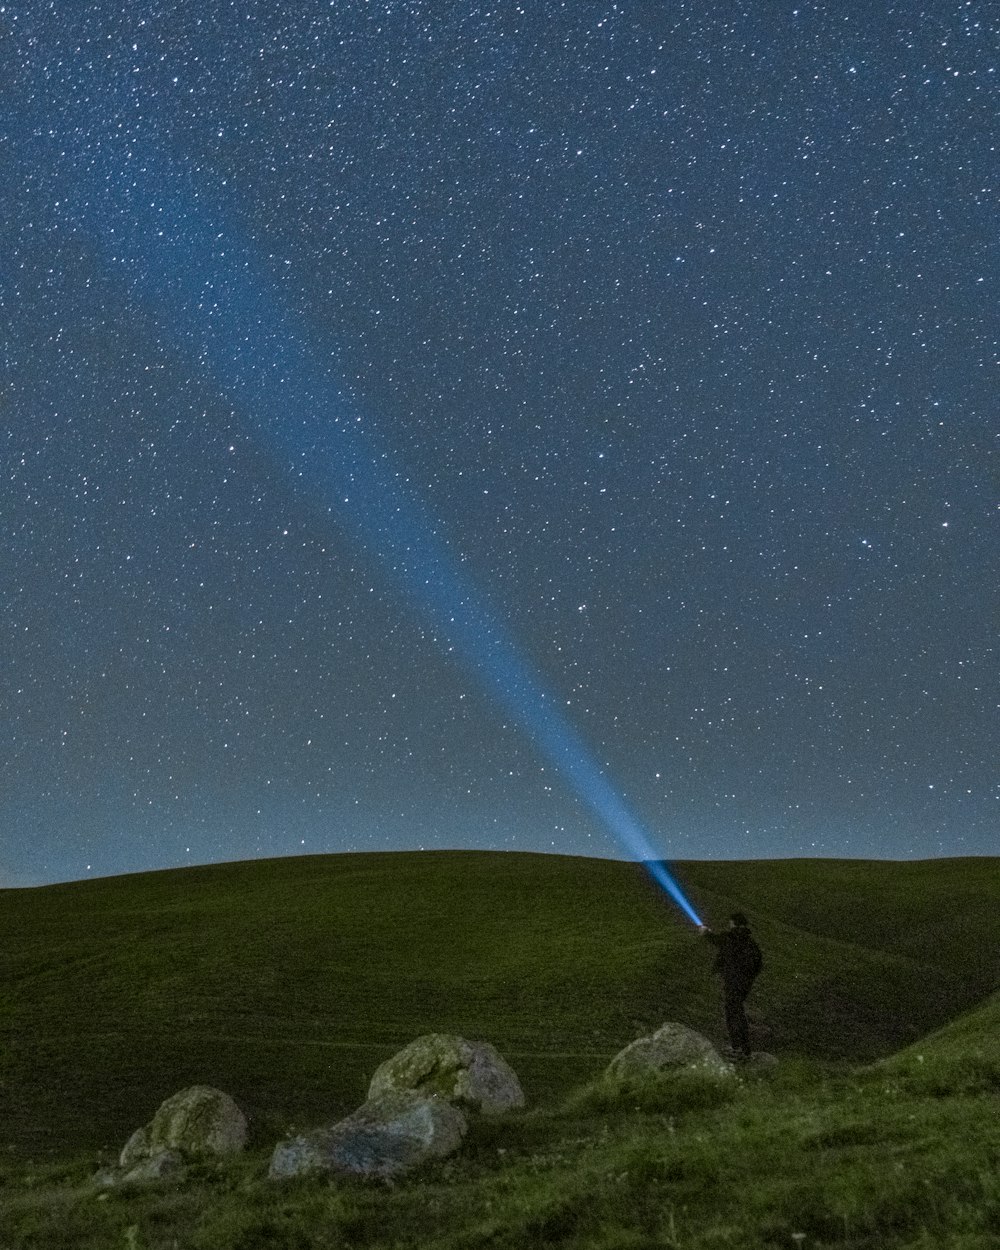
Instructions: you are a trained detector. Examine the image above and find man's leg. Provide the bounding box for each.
[723,984,751,1057]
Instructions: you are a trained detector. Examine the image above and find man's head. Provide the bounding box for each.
[729,911,750,929]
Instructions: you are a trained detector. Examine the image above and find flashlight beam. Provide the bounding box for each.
[21,111,703,925]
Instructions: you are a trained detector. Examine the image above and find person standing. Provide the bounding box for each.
[697,912,763,1059]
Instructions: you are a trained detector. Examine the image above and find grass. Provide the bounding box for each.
[2,1061,998,1248]
[1,850,998,1246]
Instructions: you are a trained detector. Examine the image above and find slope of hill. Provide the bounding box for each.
[875,987,1000,1099]
[1,850,997,1156]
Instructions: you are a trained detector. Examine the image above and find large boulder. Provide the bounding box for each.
[269,1090,467,1180]
[607,1022,734,1080]
[368,1033,525,1115]
[119,1085,248,1167]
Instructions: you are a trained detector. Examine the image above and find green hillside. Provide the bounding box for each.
[2,850,996,1157]
[910,989,1000,1057]
[874,986,1000,1099]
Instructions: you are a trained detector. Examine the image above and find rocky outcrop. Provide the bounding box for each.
[269,1090,467,1180]
[607,1022,734,1079]
[368,1033,525,1115]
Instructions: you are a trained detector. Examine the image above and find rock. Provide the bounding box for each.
[120,1149,184,1187]
[96,1149,185,1190]
[147,1084,247,1158]
[745,1050,779,1069]
[100,1085,246,1190]
[269,1090,467,1180]
[607,1022,734,1079]
[118,1085,247,1169]
[368,1033,525,1115]
[119,1124,153,1169]
[268,1132,330,1180]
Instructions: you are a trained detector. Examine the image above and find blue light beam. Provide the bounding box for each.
[26,118,702,926]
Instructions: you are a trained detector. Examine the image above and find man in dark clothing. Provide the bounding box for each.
[697,912,763,1059]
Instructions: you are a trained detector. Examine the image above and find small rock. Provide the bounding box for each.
[120,1150,184,1187]
[95,1149,184,1190]
[119,1124,153,1169]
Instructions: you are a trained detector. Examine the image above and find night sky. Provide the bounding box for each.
[3,2,997,887]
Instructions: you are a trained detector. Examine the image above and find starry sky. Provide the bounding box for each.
[3,2,997,887]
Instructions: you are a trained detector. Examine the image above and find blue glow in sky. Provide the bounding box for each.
[34,114,700,921]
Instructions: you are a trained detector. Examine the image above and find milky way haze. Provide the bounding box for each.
[3,2,996,885]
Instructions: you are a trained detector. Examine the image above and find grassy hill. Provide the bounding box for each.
[2,850,999,1250]
[1,850,996,1156]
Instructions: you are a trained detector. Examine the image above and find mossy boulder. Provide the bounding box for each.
[119,1085,247,1167]
[368,1033,526,1115]
[608,1022,734,1079]
[269,1090,467,1180]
